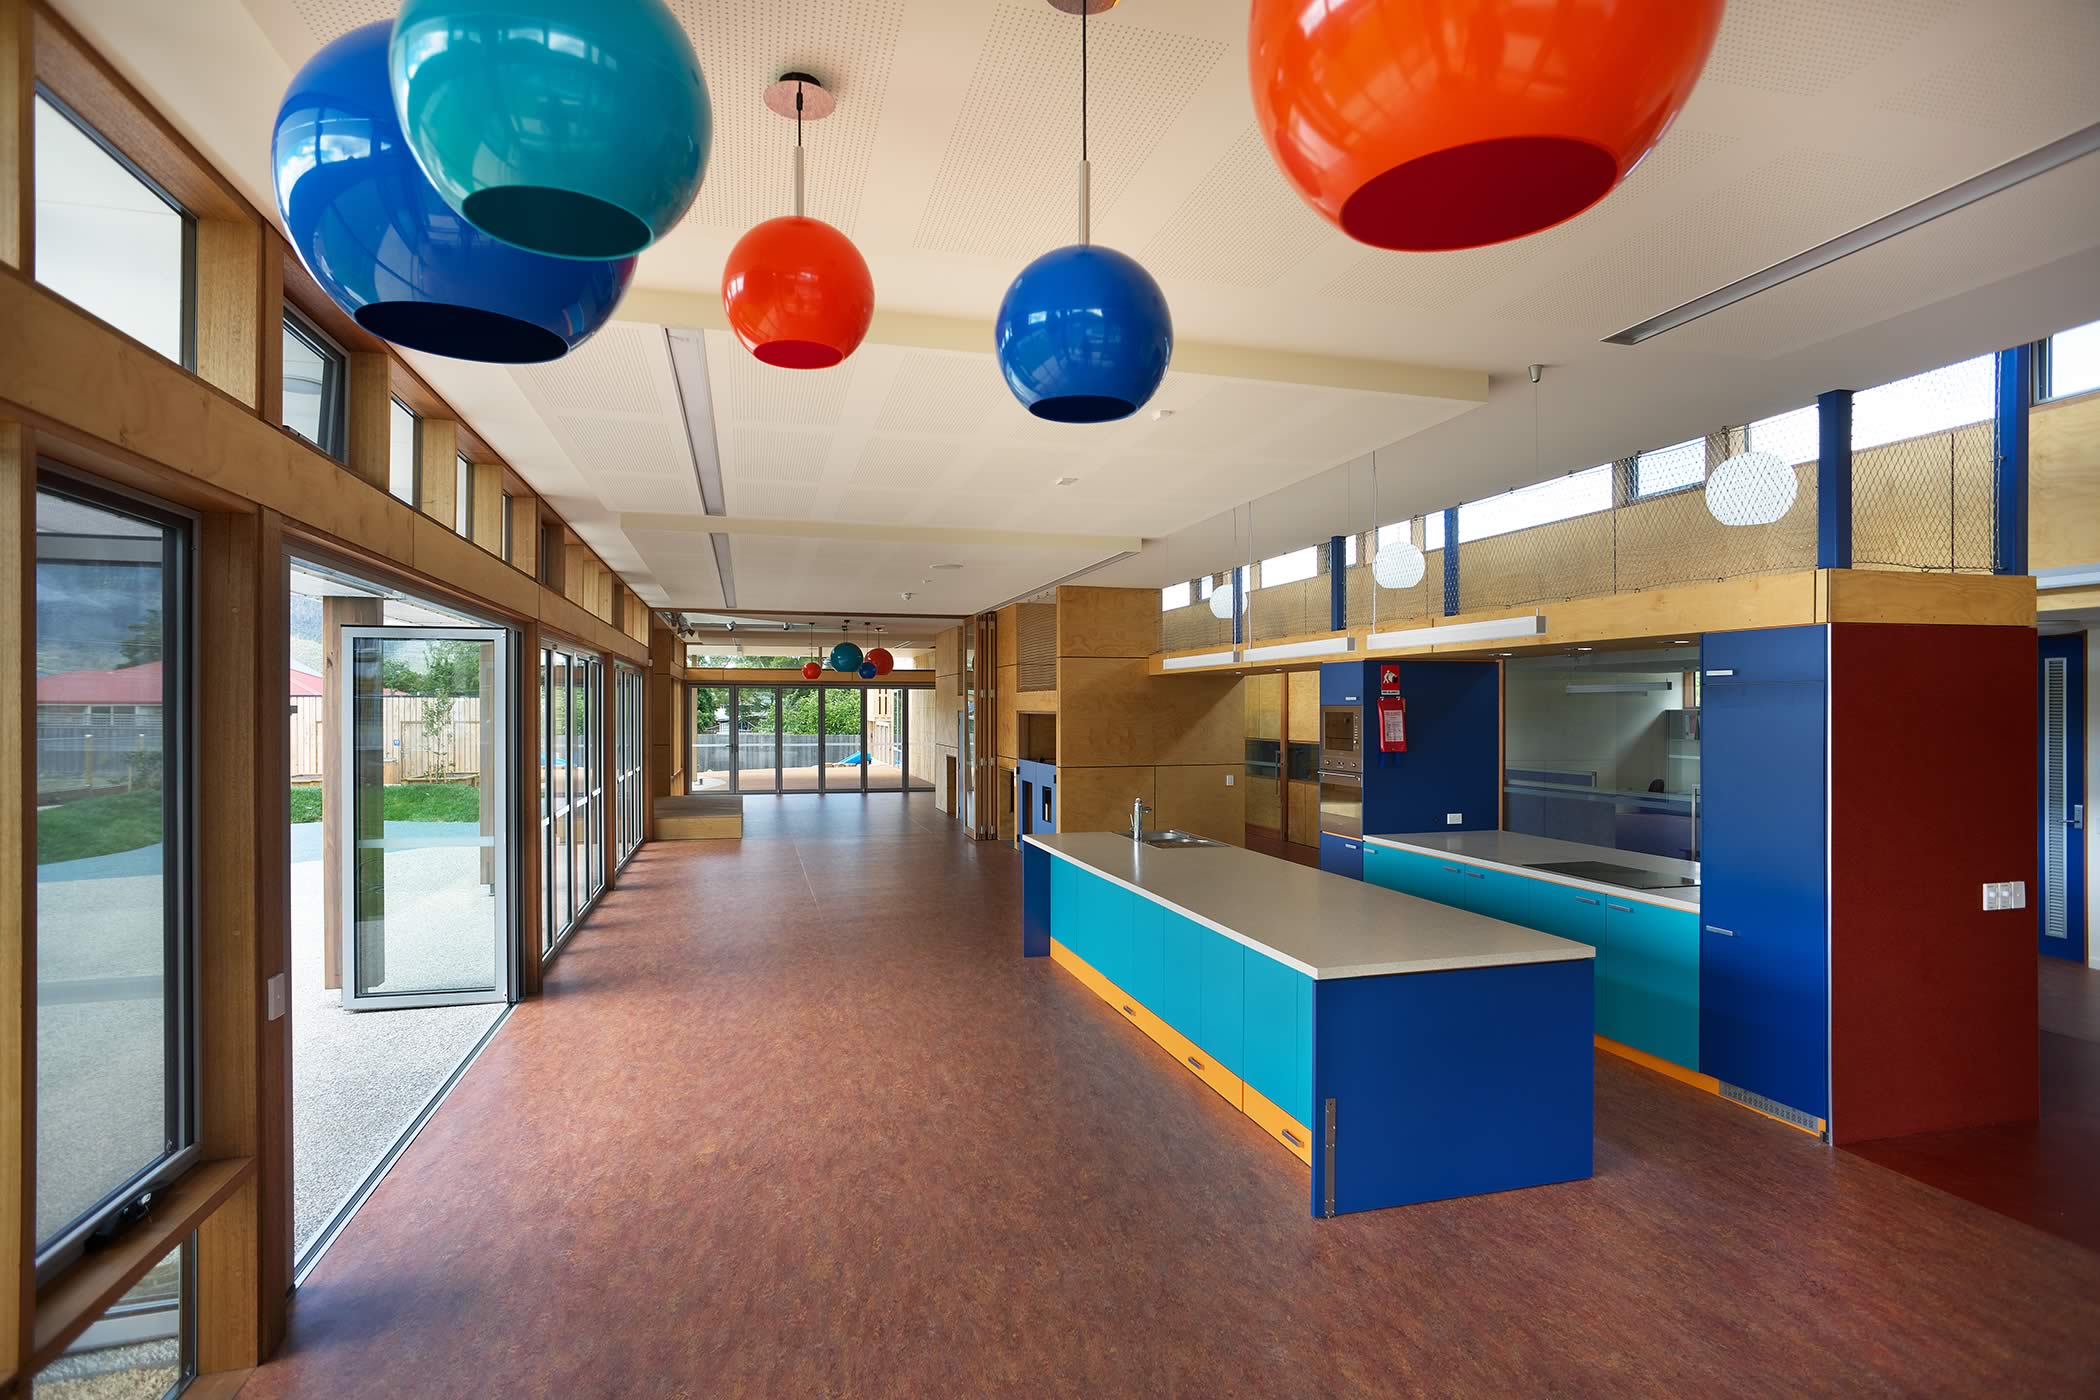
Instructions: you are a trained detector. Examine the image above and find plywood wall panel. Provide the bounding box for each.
[1056,656,1152,768]
[1057,586,1159,658]
[1154,674,1242,767]
[1057,766,1156,835]
[1286,670,1319,743]
[1155,764,1245,847]
[2029,391,2100,571]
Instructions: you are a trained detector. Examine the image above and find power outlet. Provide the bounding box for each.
[1445,812,1463,825]
[1982,881,2030,911]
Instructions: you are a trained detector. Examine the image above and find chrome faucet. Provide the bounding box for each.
[1131,798,1153,841]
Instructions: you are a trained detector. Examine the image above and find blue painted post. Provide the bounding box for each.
[1231,565,1245,645]
[1441,507,1461,616]
[1994,345,2031,576]
[1816,390,1853,570]
[1329,535,1347,631]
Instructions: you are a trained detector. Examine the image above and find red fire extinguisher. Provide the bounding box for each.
[1376,665,1406,752]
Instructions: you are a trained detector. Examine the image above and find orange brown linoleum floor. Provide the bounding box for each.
[239,797,2100,1399]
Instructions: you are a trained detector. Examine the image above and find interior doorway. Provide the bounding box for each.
[2040,632,2088,964]
[287,556,515,1274]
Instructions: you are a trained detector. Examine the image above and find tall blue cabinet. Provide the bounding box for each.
[1699,626,1829,1122]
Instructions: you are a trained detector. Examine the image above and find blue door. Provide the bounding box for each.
[1700,627,1829,1121]
[2040,633,2088,962]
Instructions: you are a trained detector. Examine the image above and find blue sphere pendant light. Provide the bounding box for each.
[858,660,879,680]
[994,1,1171,423]
[273,23,635,363]
[389,0,709,260]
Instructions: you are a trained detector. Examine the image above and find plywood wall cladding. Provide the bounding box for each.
[1057,766,1157,837]
[1057,657,1153,768]
[2032,390,2100,570]
[1154,764,1246,846]
[1057,586,1161,659]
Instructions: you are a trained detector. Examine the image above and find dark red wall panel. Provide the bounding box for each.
[1828,623,2038,1144]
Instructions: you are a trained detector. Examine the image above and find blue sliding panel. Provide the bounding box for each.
[1023,842,1052,957]
[1157,911,1204,1041]
[1309,959,1592,1216]
[1243,951,1314,1125]
[1700,627,1829,1120]
[1198,929,1246,1076]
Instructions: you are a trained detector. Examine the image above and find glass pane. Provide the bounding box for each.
[693,685,729,790]
[907,687,935,793]
[2046,320,2100,400]
[735,687,778,793]
[1852,354,1995,450]
[34,488,180,1252]
[34,95,186,365]
[1635,439,1705,497]
[549,652,572,937]
[539,651,553,954]
[1748,405,1819,466]
[1460,466,1612,542]
[814,688,861,793]
[388,401,417,505]
[867,687,905,791]
[282,319,331,452]
[349,636,499,998]
[33,1240,188,1398]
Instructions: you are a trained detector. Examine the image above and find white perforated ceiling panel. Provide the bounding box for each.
[1701,0,1962,97]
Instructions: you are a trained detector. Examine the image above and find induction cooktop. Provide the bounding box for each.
[1525,859,1699,892]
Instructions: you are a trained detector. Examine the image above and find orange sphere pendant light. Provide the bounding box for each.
[722,74,875,369]
[1249,0,1725,251]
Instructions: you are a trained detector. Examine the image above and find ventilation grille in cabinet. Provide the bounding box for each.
[2043,657,2069,941]
[1017,603,1057,692]
[1719,1082,1824,1136]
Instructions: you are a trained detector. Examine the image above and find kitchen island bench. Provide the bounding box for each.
[1021,832,1595,1216]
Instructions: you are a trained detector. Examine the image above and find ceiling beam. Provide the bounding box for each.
[620,511,1143,553]
[615,288,1490,403]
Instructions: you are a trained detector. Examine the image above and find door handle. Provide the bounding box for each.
[1575,896,1599,906]
[1185,1055,1205,1071]
[1607,903,1632,913]
[1281,1128,1303,1148]
[1440,865,1460,874]
[2073,803,2086,830]
[1704,925,1736,936]
[1121,1004,1136,1017]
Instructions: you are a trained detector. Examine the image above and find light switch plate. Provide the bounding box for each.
[1225,774,1234,786]
[267,972,287,1021]
[1982,881,2031,911]
[1445,812,1462,825]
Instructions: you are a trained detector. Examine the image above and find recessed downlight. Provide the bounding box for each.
[1053,476,1079,487]
[930,562,963,570]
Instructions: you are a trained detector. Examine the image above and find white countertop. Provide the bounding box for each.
[1363,831,1701,912]
[1025,832,1595,981]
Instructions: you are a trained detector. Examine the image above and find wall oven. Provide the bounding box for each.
[1319,772,1363,840]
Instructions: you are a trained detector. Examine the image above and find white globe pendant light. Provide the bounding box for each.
[1372,539,1426,589]
[1209,584,1235,621]
[1704,451,1798,527]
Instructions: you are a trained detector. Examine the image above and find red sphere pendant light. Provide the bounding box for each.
[1249,0,1725,251]
[722,74,875,369]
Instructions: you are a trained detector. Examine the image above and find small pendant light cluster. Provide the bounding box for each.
[722,74,876,370]
[272,1,709,363]
[1250,0,1723,251]
[826,622,896,678]
[994,0,1173,423]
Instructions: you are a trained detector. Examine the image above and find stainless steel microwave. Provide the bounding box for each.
[1320,703,1362,774]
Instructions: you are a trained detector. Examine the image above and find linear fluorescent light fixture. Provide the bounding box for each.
[1366,614,1547,651]
[1566,680,1673,695]
[1241,635,1355,664]
[2035,564,2100,591]
[1162,649,1238,671]
[1603,120,2100,346]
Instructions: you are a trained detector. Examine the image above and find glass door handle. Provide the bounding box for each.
[1704,925,1736,936]
[2072,804,2085,830]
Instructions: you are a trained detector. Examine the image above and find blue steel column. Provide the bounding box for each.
[1994,345,2031,576]
[1329,535,1347,631]
[1815,390,1853,570]
[1231,565,1245,646]
[1441,507,1460,616]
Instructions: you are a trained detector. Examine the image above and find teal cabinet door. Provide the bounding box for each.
[1158,912,1204,1041]
[1461,866,1535,927]
[1125,894,1164,1009]
[1101,884,1135,991]
[1362,843,1391,890]
[1069,869,1102,970]
[1390,849,1450,901]
[1243,951,1313,1121]
[1197,928,1246,1076]
[1600,899,1700,1070]
[1534,884,1605,948]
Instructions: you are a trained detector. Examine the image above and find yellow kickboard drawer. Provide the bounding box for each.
[1242,1083,1313,1166]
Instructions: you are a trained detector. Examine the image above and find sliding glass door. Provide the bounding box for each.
[339,627,511,1009]
[541,645,603,958]
[732,686,780,793]
[614,662,642,868]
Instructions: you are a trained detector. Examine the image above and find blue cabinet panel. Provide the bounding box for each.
[1701,626,1829,1119]
[1320,832,1363,880]
[1157,911,1204,1042]
[1320,660,1368,706]
[1361,661,1501,836]
[1198,929,1246,1076]
[1124,894,1163,1009]
[1243,952,1312,1121]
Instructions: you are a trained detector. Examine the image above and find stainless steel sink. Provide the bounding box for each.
[1135,829,1223,849]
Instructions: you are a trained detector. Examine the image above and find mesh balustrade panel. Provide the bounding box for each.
[1851,357,1998,572]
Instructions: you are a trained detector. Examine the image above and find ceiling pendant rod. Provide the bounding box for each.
[794,79,806,218]
[1076,0,1090,245]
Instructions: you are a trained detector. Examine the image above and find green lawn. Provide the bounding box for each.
[288,782,481,825]
[36,789,165,865]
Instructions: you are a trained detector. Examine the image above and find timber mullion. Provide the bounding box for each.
[1,420,36,1393]
[2,0,31,276]
[415,417,458,527]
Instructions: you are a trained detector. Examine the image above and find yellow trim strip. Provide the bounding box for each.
[1593,1035,1825,1138]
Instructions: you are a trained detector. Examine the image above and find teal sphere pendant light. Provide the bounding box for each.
[994,0,1171,423]
[389,0,710,259]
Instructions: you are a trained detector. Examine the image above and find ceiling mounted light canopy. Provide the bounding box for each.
[389,0,710,259]
[722,74,875,370]
[273,23,633,363]
[994,0,1172,423]
[1248,0,1724,251]
[1704,450,1798,527]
